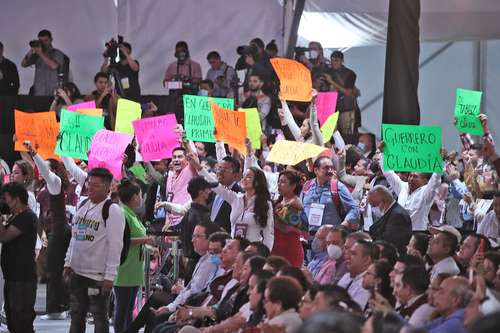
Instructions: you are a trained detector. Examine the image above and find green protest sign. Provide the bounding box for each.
[239,108,262,149]
[129,163,148,184]
[382,124,443,174]
[320,112,339,143]
[183,95,234,142]
[56,109,104,159]
[454,88,483,136]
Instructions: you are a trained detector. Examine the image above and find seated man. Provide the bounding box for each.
[427,226,461,281]
[418,276,472,333]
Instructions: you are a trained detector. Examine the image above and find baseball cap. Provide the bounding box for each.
[187,176,218,197]
[429,225,462,243]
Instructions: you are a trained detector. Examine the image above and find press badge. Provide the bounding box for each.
[76,224,87,241]
[308,203,325,227]
[121,77,130,89]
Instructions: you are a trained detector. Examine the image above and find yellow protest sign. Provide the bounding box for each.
[14,110,60,160]
[320,112,340,142]
[115,99,142,134]
[271,58,312,102]
[267,140,327,166]
[76,108,103,117]
[211,102,247,153]
[239,108,262,150]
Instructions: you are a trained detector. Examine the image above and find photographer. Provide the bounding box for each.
[297,41,329,77]
[48,82,84,119]
[163,41,202,89]
[205,51,237,98]
[84,72,118,130]
[21,29,68,96]
[101,39,141,101]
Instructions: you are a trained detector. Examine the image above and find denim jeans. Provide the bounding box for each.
[4,280,37,333]
[69,274,111,333]
[113,286,139,333]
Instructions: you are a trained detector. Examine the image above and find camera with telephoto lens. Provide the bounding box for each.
[29,40,41,48]
[294,47,311,60]
[103,35,124,62]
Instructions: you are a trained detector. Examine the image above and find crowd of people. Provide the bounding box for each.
[0,30,499,333]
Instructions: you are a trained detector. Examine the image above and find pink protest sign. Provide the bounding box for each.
[132,114,179,161]
[88,129,133,180]
[316,92,338,126]
[67,100,96,112]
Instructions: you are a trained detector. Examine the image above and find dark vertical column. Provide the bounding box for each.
[382,0,421,125]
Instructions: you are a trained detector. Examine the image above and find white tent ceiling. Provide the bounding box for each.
[299,0,500,48]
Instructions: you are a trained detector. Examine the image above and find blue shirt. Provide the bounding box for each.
[301,179,359,230]
[418,308,466,333]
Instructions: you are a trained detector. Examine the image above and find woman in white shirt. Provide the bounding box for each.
[191,153,274,250]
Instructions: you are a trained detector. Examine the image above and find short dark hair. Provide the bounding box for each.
[266,276,303,311]
[0,41,3,50]
[278,266,310,291]
[466,233,492,253]
[249,241,270,258]
[356,240,380,261]
[199,79,214,89]
[206,51,220,60]
[411,232,431,257]
[94,72,109,83]
[172,147,186,155]
[397,254,424,268]
[117,178,141,204]
[441,230,459,256]
[88,167,113,184]
[331,50,344,60]
[176,41,188,50]
[401,265,429,294]
[265,255,290,274]
[249,72,263,82]
[313,156,331,169]
[234,236,251,251]
[221,156,241,173]
[329,226,349,242]
[1,182,28,205]
[484,251,500,270]
[196,221,221,238]
[38,29,52,39]
[374,240,398,266]
[250,38,265,49]
[208,231,231,247]
[317,285,360,312]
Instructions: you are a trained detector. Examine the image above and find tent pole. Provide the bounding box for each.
[286,0,306,58]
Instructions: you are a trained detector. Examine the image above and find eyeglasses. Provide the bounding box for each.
[192,234,206,240]
[215,168,232,174]
[85,181,106,188]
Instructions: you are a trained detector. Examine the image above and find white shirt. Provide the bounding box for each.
[477,211,500,247]
[409,303,435,326]
[267,309,303,333]
[337,271,370,309]
[429,256,460,281]
[381,157,442,231]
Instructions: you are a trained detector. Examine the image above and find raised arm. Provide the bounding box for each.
[280,100,302,141]
[61,155,88,188]
[309,99,324,146]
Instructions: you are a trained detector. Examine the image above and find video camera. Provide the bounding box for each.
[29,40,41,48]
[104,35,124,63]
[294,46,311,60]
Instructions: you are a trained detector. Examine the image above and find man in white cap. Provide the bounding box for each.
[427,225,461,281]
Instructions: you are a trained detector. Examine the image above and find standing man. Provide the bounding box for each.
[101,41,141,101]
[0,183,38,333]
[0,42,20,95]
[85,72,118,130]
[64,168,125,333]
[21,29,68,96]
[241,73,272,133]
[323,51,360,143]
[205,51,237,98]
[164,41,202,88]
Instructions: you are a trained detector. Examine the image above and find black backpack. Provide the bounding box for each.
[78,198,131,265]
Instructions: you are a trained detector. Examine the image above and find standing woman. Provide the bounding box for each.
[10,159,38,216]
[190,153,274,250]
[272,171,307,267]
[114,179,154,333]
[25,141,71,319]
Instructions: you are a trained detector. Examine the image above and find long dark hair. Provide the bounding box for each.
[47,158,69,191]
[373,260,396,306]
[249,167,271,228]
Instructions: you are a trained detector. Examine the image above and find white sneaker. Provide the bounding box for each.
[39,311,68,320]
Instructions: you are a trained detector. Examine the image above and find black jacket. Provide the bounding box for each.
[210,182,242,233]
[181,203,211,259]
[0,57,20,95]
[369,202,412,254]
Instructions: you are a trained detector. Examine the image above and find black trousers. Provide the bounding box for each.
[46,222,71,313]
[4,280,37,333]
[69,274,111,333]
[124,290,174,333]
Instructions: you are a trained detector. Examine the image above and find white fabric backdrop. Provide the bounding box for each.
[300,0,500,48]
[1,0,117,94]
[117,0,285,94]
